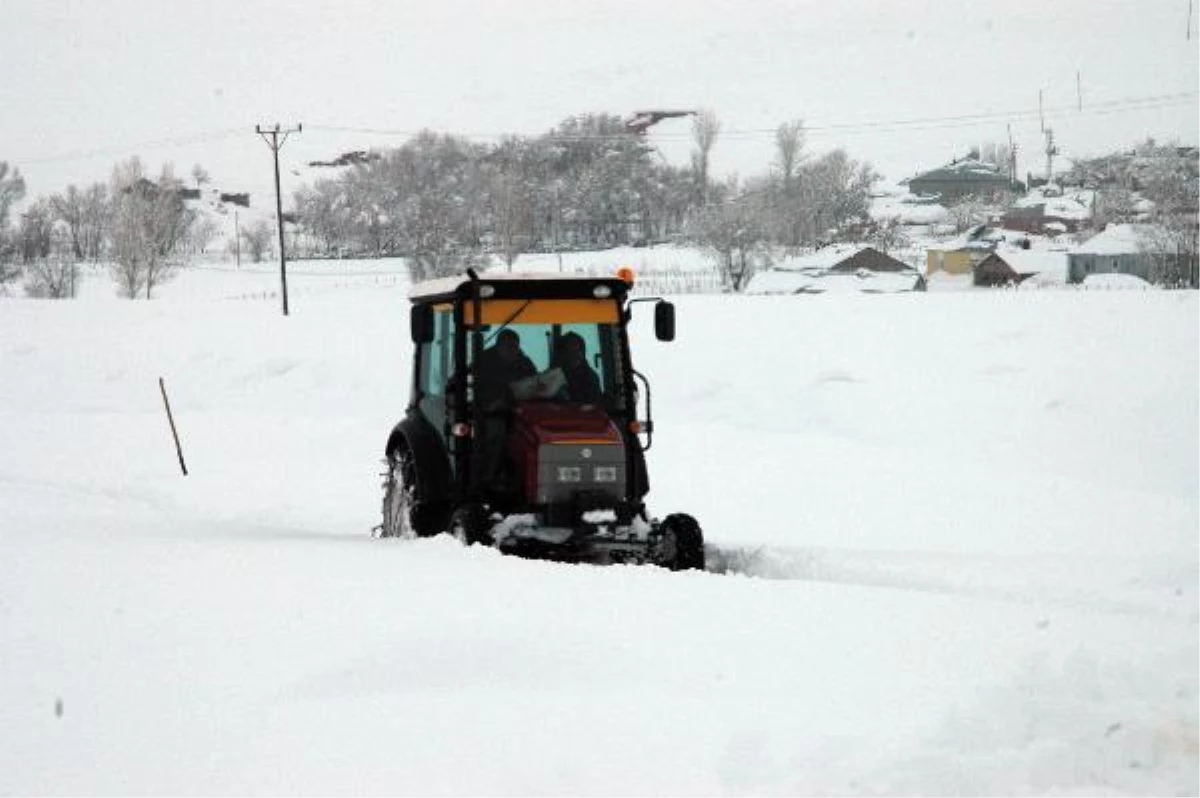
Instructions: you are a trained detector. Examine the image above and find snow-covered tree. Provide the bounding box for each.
[690,110,721,205]
[108,158,194,299]
[241,220,274,262]
[0,161,25,230]
[50,183,109,261]
[689,181,771,291]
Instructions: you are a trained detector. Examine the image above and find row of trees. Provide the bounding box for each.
[3,112,888,297]
[290,112,883,288]
[0,158,283,298]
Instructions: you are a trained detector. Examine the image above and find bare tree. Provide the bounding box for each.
[189,215,221,255]
[0,161,26,230]
[495,173,535,270]
[1093,186,1140,228]
[24,253,79,299]
[109,158,194,299]
[689,183,770,291]
[241,220,274,262]
[18,198,56,263]
[865,217,912,256]
[775,120,805,190]
[78,183,109,261]
[17,197,79,298]
[945,196,989,234]
[690,110,721,205]
[792,149,879,244]
[0,255,19,291]
[1,162,29,288]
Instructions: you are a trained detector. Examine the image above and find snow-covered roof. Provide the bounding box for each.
[869,194,949,225]
[744,268,922,295]
[1011,188,1094,221]
[910,158,1011,183]
[991,250,1069,280]
[931,225,1004,252]
[772,245,865,272]
[1072,224,1163,255]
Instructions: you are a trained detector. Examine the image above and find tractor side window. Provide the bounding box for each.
[417,310,455,445]
[418,310,454,398]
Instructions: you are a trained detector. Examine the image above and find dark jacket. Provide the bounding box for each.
[562,362,601,403]
[474,345,536,411]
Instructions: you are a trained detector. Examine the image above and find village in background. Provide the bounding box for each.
[1,113,1197,300]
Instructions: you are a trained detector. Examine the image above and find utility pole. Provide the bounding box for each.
[1044,128,1059,185]
[1007,123,1019,185]
[255,123,301,315]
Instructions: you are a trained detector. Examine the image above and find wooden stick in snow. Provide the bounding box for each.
[159,377,188,476]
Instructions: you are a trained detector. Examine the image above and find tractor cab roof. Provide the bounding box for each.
[408,272,631,305]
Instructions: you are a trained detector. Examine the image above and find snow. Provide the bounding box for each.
[996,250,1071,283]
[745,267,922,295]
[1074,223,1160,255]
[1,260,1197,795]
[1082,273,1156,290]
[1012,187,1095,222]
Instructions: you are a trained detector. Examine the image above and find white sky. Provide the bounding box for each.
[4,0,1198,203]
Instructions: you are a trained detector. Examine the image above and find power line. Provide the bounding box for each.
[10,89,1195,168]
[13,128,246,165]
[304,90,1198,143]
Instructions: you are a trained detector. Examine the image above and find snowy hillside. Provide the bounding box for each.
[1,261,1196,795]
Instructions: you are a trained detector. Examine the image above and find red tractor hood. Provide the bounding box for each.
[509,402,622,446]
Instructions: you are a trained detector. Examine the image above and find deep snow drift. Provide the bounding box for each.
[1,260,1196,795]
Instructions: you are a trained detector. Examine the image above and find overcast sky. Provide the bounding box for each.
[4,0,1197,203]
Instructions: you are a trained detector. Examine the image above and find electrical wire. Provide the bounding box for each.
[10,89,1195,168]
[304,90,1198,144]
[14,128,247,165]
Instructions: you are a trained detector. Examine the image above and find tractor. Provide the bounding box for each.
[378,268,704,570]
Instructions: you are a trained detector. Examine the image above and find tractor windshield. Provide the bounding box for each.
[471,320,627,410]
[463,297,628,412]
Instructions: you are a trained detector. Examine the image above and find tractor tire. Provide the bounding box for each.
[659,513,706,571]
[447,503,493,547]
[381,445,446,539]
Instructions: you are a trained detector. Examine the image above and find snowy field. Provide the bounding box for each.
[1,260,1197,795]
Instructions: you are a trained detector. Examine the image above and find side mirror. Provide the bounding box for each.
[410,304,434,344]
[654,301,676,342]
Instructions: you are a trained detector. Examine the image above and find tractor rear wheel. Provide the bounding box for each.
[659,513,705,571]
[381,445,446,538]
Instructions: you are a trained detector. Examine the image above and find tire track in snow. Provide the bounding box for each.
[706,543,1198,623]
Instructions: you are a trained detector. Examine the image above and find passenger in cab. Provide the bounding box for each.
[554,332,602,404]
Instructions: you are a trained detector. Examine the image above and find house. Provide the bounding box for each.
[999,186,1093,234]
[1067,224,1163,283]
[744,245,925,294]
[926,225,1003,275]
[822,247,914,274]
[973,253,1033,286]
[973,250,1069,287]
[906,157,1022,203]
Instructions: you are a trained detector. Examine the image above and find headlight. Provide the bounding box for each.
[557,466,582,482]
[593,466,617,483]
